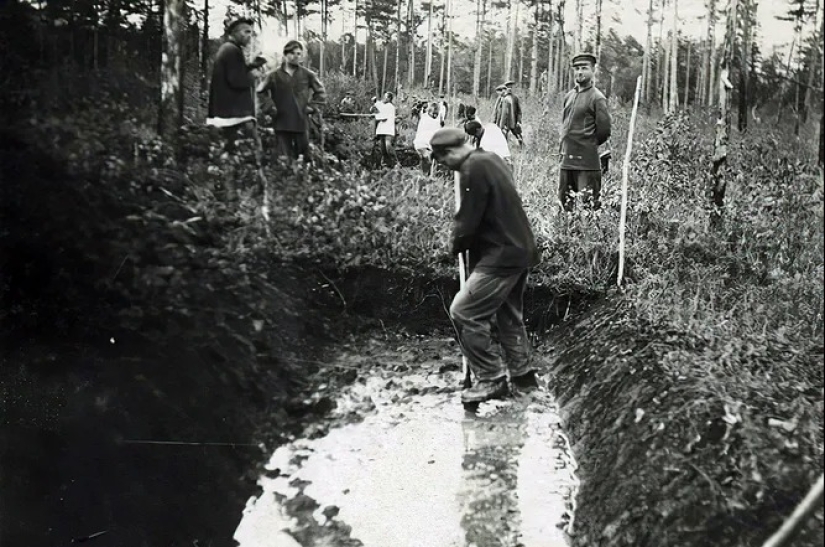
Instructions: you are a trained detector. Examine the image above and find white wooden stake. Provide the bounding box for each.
[454,171,470,386]
[617,75,642,287]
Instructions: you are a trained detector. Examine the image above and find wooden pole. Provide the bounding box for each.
[761,475,825,547]
[617,76,642,288]
[454,171,471,388]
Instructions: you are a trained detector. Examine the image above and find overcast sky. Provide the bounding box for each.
[205,0,805,59]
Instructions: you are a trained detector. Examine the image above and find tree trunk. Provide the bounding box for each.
[505,0,515,82]
[738,0,753,131]
[529,2,539,94]
[383,42,389,95]
[706,0,718,106]
[595,0,603,61]
[487,30,494,96]
[446,0,454,96]
[200,0,209,94]
[711,0,738,210]
[547,0,555,95]
[159,0,184,145]
[438,4,446,94]
[575,0,583,51]
[642,0,654,104]
[408,0,416,86]
[320,0,328,76]
[473,0,484,98]
[803,0,823,124]
[662,35,670,111]
[425,0,433,88]
[556,3,566,91]
[696,38,705,105]
[353,0,359,76]
[668,0,679,112]
[684,38,691,106]
[395,0,402,93]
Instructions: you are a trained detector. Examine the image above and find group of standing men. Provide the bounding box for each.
[206,15,327,198]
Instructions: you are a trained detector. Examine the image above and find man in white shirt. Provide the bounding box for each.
[464,119,511,165]
[374,91,397,168]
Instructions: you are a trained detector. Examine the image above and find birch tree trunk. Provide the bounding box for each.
[529,1,539,94]
[159,0,184,145]
[711,0,738,210]
[642,0,654,104]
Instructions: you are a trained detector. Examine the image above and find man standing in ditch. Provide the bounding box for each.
[430,127,541,404]
[559,51,612,211]
[206,15,267,198]
[257,40,327,163]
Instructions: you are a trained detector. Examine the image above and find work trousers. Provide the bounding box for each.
[559,168,602,211]
[375,135,397,168]
[449,269,533,382]
[275,130,310,162]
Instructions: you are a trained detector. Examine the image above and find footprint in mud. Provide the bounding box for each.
[234,336,577,547]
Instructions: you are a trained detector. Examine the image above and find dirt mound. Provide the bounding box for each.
[546,297,824,547]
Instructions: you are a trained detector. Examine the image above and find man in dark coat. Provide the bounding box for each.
[558,52,612,210]
[257,40,327,162]
[430,127,541,404]
[206,16,267,197]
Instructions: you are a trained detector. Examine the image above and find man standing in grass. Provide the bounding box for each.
[559,51,612,211]
[373,91,397,168]
[257,40,327,163]
[206,15,267,198]
[430,127,541,405]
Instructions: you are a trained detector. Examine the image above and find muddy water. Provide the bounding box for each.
[234,336,578,547]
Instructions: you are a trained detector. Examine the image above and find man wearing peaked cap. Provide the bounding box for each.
[498,80,524,146]
[558,50,611,210]
[429,127,541,405]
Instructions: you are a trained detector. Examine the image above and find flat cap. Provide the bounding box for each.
[463,120,483,136]
[430,127,468,149]
[226,16,255,33]
[495,84,506,91]
[283,39,304,53]
[503,80,516,87]
[571,52,598,65]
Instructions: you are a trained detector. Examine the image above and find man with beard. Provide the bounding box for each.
[558,52,612,211]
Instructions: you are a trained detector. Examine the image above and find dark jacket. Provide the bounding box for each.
[452,150,540,275]
[208,41,255,119]
[259,64,327,133]
[560,83,611,170]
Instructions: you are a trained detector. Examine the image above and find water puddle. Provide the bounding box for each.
[234,337,578,547]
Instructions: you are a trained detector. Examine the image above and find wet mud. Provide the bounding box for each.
[235,336,578,547]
